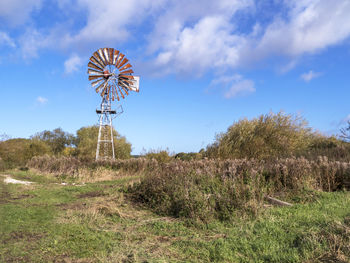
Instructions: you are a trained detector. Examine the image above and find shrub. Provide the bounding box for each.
[306,135,350,161]
[130,158,350,222]
[0,138,51,168]
[206,111,313,160]
[174,152,202,161]
[144,149,172,163]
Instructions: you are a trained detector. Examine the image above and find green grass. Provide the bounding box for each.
[1,171,349,262]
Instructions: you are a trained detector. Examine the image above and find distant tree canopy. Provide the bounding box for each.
[144,149,172,163]
[31,128,74,155]
[0,126,132,169]
[0,138,51,168]
[205,112,313,160]
[75,125,132,160]
[205,112,350,161]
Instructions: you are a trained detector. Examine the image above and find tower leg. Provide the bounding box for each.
[110,116,115,159]
[96,110,104,161]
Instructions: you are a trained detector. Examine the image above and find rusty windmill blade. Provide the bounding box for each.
[88,68,103,75]
[90,55,105,69]
[119,74,134,80]
[88,62,103,71]
[116,53,125,67]
[119,79,133,87]
[113,83,120,101]
[115,79,129,96]
[119,83,129,96]
[89,75,104,81]
[118,76,134,86]
[117,58,129,69]
[116,84,125,99]
[108,48,114,65]
[119,69,134,75]
[91,78,104,88]
[101,84,108,97]
[95,80,107,93]
[93,51,106,68]
[119,63,132,72]
[98,49,108,66]
[103,48,109,65]
[113,49,120,65]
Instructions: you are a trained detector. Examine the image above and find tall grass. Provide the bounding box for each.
[28,155,350,221]
[131,157,350,221]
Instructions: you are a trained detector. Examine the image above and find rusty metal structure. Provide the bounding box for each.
[87,47,139,160]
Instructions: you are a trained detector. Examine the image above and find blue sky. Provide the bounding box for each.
[0,0,350,154]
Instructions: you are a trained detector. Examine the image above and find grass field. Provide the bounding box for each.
[1,170,350,262]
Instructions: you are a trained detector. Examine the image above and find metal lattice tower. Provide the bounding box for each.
[96,94,123,160]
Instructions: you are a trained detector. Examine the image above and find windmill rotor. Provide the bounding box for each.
[87,48,139,101]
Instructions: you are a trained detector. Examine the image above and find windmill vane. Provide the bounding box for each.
[88,47,140,160]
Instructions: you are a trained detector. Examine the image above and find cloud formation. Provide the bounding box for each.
[301,70,321,82]
[36,96,48,104]
[0,32,15,47]
[211,74,256,99]
[64,54,83,74]
[0,0,42,26]
[2,0,350,97]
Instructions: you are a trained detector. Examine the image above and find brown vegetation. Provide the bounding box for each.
[27,155,350,222]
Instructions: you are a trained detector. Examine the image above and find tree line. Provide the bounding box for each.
[1,112,350,169]
[0,126,131,169]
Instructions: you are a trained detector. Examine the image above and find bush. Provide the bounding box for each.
[206,111,312,160]
[174,152,202,161]
[0,138,51,168]
[306,135,350,161]
[144,149,172,163]
[131,158,350,222]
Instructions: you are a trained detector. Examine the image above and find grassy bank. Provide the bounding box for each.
[1,170,349,262]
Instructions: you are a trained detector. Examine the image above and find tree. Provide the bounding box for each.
[32,128,74,155]
[340,120,350,142]
[75,125,131,159]
[206,111,313,159]
[0,138,51,168]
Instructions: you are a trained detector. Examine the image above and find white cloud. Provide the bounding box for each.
[152,15,247,76]
[36,96,48,104]
[4,0,350,83]
[144,0,350,76]
[0,32,15,47]
[211,74,256,98]
[301,70,321,82]
[0,0,43,26]
[147,0,253,76]
[18,29,49,59]
[255,0,350,58]
[61,0,165,46]
[64,54,83,74]
[225,79,255,98]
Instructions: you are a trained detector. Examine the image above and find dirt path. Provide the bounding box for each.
[1,174,33,185]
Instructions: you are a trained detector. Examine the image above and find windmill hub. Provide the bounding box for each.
[87,47,140,160]
[103,69,111,79]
